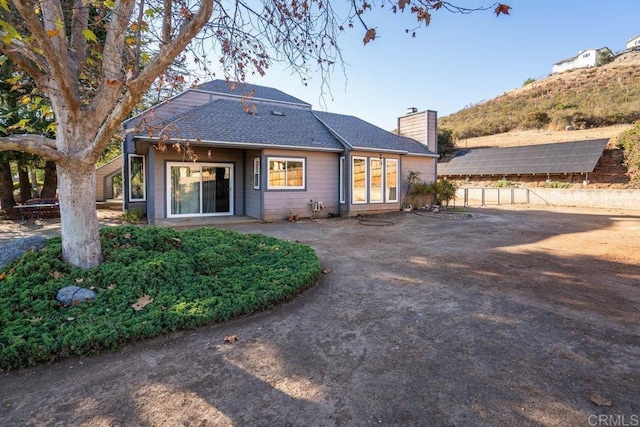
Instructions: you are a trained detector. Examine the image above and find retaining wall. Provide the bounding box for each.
[456,187,640,210]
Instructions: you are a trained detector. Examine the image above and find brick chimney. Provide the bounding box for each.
[397,109,438,154]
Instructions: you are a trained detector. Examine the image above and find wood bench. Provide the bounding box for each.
[16,198,60,222]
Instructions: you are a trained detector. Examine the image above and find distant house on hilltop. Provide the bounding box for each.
[626,35,640,51]
[552,47,613,74]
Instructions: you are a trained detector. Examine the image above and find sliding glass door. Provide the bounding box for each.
[167,162,233,217]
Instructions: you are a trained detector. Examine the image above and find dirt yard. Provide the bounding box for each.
[1,206,639,426]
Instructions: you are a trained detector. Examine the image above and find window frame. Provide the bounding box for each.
[385,158,399,203]
[128,154,146,202]
[369,158,384,203]
[352,156,368,204]
[267,156,306,190]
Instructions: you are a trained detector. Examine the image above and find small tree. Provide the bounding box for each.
[523,77,536,86]
[438,127,457,156]
[431,179,458,207]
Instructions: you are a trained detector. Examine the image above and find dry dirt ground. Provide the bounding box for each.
[1,206,639,426]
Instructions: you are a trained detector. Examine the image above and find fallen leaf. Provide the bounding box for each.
[123,233,131,239]
[107,284,116,290]
[75,278,85,284]
[67,317,75,321]
[590,393,612,407]
[132,295,153,311]
[0,272,5,281]
[322,269,330,274]
[47,29,60,37]
[224,335,239,344]
[49,271,63,279]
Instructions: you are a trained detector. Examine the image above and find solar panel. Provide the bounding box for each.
[438,139,609,176]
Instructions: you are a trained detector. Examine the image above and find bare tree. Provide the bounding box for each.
[0,0,509,268]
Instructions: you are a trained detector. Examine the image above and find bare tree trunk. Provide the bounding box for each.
[18,165,32,202]
[40,161,58,198]
[0,158,16,209]
[57,162,102,268]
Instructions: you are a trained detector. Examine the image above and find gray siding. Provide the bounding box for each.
[245,149,262,219]
[95,155,122,201]
[127,91,214,129]
[427,110,438,154]
[397,111,427,144]
[263,149,339,221]
[401,155,437,207]
[149,146,245,219]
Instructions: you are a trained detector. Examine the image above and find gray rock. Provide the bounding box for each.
[56,286,97,306]
[0,236,47,270]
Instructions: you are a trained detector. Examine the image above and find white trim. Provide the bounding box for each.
[134,137,344,153]
[128,154,146,202]
[166,162,234,218]
[385,159,399,203]
[267,157,306,190]
[339,156,346,204]
[253,157,260,190]
[369,158,384,203]
[352,156,368,204]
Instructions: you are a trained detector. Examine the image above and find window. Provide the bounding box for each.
[268,157,305,189]
[339,156,346,204]
[352,157,367,203]
[582,52,591,58]
[386,159,398,202]
[253,157,260,189]
[370,158,383,203]
[129,155,145,201]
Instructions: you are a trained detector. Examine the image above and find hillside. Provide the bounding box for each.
[440,50,640,142]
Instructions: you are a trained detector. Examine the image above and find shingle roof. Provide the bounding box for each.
[438,139,609,176]
[193,80,311,107]
[140,99,344,151]
[313,111,436,156]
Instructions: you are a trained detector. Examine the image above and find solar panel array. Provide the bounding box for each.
[438,139,609,176]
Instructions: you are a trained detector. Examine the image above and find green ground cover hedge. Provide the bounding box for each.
[0,226,321,370]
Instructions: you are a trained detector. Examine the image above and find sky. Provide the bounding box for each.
[214,0,639,131]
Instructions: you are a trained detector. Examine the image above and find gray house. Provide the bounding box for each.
[122,80,438,224]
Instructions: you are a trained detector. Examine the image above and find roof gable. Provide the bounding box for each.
[193,80,311,107]
[313,111,436,156]
[136,99,344,151]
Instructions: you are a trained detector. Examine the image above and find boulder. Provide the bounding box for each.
[56,286,97,306]
[0,236,47,270]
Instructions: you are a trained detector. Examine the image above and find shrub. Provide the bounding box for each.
[618,123,640,187]
[431,179,458,207]
[494,180,517,188]
[542,181,572,188]
[122,208,144,223]
[0,226,321,370]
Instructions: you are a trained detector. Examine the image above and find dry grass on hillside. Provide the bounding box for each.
[441,51,640,140]
[457,124,633,149]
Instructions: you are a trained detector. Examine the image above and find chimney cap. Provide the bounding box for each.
[406,107,418,115]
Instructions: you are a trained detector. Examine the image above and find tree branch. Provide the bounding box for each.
[69,0,90,77]
[0,135,67,165]
[83,0,214,162]
[11,0,80,112]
